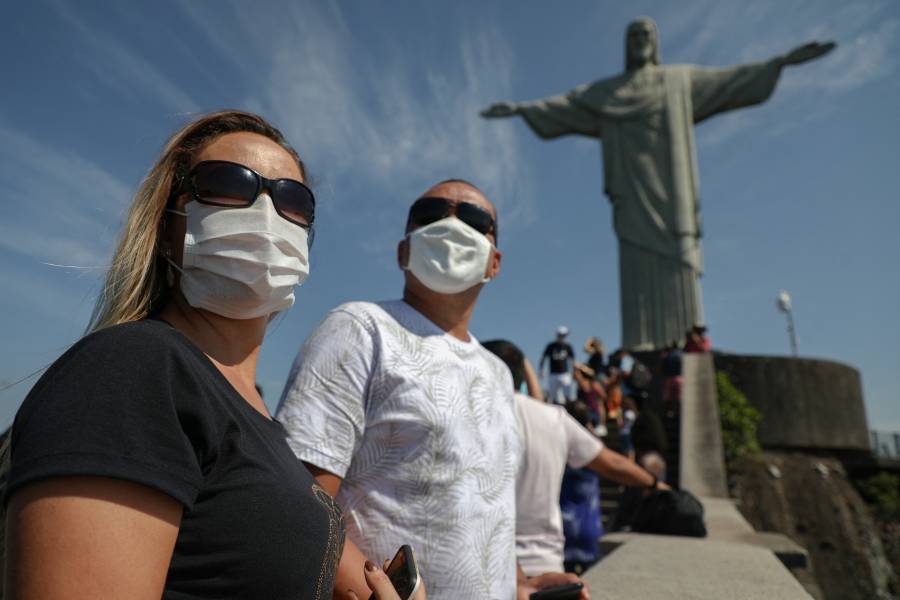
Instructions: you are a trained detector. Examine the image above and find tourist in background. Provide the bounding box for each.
[541,326,577,404]
[573,362,607,436]
[484,339,666,579]
[2,111,404,599]
[619,396,639,461]
[660,341,684,411]
[559,400,605,575]
[608,348,652,410]
[608,451,669,533]
[604,364,624,423]
[684,323,712,353]
[584,336,607,378]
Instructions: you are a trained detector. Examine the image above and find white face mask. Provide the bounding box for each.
[167,194,310,319]
[404,216,494,294]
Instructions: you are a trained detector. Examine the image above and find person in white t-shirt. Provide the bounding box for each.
[277,180,586,600]
[482,339,668,577]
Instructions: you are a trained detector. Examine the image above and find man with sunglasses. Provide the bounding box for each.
[277,180,587,600]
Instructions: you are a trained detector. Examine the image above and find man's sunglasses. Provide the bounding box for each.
[173,160,316,230]
[407,197,497,241]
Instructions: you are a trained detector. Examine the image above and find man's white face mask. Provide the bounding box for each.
[403,216,493,294]
[166,193,310,319]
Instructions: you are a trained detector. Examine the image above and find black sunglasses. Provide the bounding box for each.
[173,160,316,231]
[407,197,498,242]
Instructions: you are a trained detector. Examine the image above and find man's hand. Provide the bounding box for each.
[779,41,836,66]
[480,102,519,118]
[643,480,672,497]
[517,572,590,600]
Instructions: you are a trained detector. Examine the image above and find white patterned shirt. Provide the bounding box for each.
[276,300,521,600]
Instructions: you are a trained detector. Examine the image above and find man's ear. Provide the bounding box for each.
[397,238,409,269]
[486,247,502,280]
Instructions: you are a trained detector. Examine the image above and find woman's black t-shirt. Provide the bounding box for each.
[6,319,344,599]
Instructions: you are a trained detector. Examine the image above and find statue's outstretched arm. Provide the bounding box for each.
[480,101,520,118]
[481,90,599,139]
[776,41,837,68]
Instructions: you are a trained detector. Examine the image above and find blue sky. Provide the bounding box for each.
[1,0,898,433]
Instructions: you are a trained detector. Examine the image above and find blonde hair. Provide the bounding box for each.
[584,336,604,354]
[86,109,306,333]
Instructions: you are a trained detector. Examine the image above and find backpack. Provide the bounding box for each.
[626,360,652,390]
[630,489,707,537]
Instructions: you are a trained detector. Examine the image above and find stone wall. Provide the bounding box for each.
[713,353,869,452]
[732,452,897,600]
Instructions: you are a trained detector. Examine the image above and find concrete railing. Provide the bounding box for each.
[679,354,728,498]
[583,353,812,599]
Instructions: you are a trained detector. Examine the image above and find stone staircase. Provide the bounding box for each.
[598,387,681,531]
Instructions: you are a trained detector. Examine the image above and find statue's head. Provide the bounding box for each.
[625,17,660,71]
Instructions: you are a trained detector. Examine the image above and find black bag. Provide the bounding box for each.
[625,360,652,390]
[630,489,707,537]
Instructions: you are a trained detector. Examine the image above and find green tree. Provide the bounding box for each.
[856,472,900,522]
[716,371,761,469]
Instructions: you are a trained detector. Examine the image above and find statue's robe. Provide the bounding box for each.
[517,61,782,349]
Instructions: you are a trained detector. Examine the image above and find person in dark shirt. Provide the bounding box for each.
[2,111,413,600]
[573,363,607,435]
[540,326,576,404]
[661,341,684,408]
[583,336,607,378]
[684,323,712,353]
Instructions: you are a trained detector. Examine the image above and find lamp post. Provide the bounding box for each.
[776,289,798,357]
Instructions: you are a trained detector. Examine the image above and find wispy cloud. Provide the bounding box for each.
[657,0,899,148]
[4,258,98,325]
[0,126,129,266]
[176,1,535,235]
[53,0,199,113]
[777,18,900,95]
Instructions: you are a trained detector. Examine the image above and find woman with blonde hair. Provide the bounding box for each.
[583,336,606,378]
[2,110,413,600]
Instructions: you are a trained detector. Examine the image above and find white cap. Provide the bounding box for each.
[557,326,569,336]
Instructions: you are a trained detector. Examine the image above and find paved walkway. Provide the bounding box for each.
[584,533,811,599]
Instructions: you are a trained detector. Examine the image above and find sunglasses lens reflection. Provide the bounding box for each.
[193,163,257,207]
[409,198,451,227]
[273,180,315,226]
[455,204,494,236]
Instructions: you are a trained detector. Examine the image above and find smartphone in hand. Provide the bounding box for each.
[529,582,584,600]
[384,545,421,600]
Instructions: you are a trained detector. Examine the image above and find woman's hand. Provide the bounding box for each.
[347,560,426,600]
[517,571,590,600]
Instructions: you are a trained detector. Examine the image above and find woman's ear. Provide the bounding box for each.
[160,208,187,271]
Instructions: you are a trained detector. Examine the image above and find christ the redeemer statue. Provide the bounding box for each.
[482,17,834,350]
